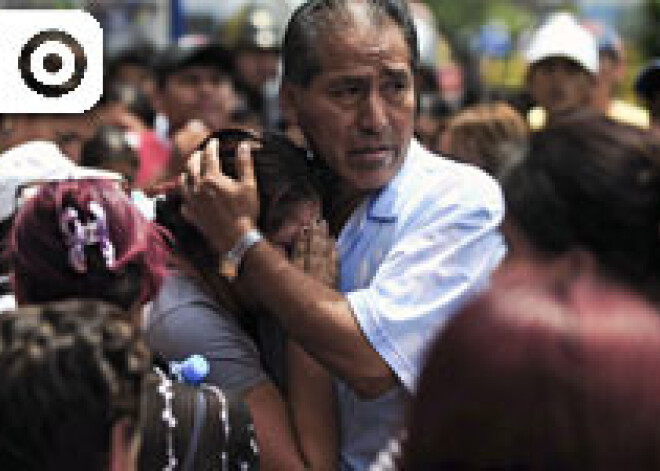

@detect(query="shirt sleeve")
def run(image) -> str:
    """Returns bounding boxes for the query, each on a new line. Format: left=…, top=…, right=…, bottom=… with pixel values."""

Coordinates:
left=145, top=296, right=269, bottom=396
left=346, top=189, right=506, bottom=392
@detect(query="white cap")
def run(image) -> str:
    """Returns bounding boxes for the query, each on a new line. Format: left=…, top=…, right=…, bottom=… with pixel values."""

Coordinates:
left=525, top=12, right=598, bottom=75
left=0, top=140, right=121, bottom=222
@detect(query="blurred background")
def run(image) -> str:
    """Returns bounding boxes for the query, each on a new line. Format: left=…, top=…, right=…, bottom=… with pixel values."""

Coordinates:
left=2, top=0, right=658, bottom=104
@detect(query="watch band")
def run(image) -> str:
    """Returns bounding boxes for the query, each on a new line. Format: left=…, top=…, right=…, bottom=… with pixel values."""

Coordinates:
left=219, top=229, right=263, bottom=280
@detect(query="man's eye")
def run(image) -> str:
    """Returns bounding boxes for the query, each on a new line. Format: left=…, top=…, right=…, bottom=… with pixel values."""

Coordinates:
left=330, top=85, right=361, bottom=98
left=382, top=79, right=409, bottom=102
left=384, top=80, right=407, bottom=92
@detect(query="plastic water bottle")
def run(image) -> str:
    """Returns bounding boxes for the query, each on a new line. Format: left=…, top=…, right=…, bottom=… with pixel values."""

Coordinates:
left=169, top=354, right=209, bottom=386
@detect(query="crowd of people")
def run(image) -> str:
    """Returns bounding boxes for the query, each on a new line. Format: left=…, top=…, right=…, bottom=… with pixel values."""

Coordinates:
left=4, top=0, right=660, bottom=470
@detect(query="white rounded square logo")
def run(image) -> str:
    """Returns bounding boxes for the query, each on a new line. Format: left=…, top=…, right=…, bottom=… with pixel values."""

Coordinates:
left=0, top=10, right=103, bottom=114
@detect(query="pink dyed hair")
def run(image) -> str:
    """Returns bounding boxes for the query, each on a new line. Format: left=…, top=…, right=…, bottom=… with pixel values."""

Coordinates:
left=7, top=179, right=170, bottom=310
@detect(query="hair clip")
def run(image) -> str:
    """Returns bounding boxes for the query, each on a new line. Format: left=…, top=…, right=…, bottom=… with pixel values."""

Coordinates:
left=59, top=201, right=115, bottom=273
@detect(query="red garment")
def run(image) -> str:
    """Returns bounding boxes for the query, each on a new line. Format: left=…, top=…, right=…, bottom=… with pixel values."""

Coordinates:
left=133, top=130, right=171, bottom=188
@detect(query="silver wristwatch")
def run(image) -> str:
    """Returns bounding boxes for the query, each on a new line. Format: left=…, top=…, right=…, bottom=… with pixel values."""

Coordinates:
left=219, top=229, right=263, bottom=280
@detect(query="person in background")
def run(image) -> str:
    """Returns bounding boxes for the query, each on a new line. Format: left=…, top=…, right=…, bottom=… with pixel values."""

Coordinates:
left=5, top=178, right=260, bottom=470
left=222, top=4, right=283, bottom=129
left=106, top=43, right=158, bottom=106
left=181, top=1, right=506, bottom=468
left=139, top=362, right=259, bottom=470
left=0, top=133, right=120, bottom=313
left=153, top=35, right=239, bottom=182
left=414, top=68, right=454, bottom=153
left=582, top=20, right=649, bottom=129
left=0, top=300, right=150, bottom=471
left=401, top=114, right=660, bottom=470
left=81, top=126, right=140, bottom=186
left=525, top=12, right=598, bottom=130
left=635, top=59, right=660, bottom=130
left=6, top=179, right=168, bottom=314
left=90, top=84, right=169, bottom=188
left=0, top=113, right=92, bottom=164
left=96, top=83, right=157, bottom=131
left=439, top=102, right=528, bottom=180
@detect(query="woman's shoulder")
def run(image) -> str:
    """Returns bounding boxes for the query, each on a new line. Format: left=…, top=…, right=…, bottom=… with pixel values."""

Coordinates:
left=146, top=271, right=234, bottom=329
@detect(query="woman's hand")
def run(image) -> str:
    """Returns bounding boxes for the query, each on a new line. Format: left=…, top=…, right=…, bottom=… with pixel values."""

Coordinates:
left=291, top=220, right=338, bottom=288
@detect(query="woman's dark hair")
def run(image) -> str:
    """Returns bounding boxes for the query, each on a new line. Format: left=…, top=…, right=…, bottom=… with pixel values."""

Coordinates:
left=401, top=283, right=660, bottom=470
left=7, top=179, right=170, bottom=310
left=282, top=0, right=418, bottom=87
left=80, top=125, right=139, bottom=173
left=139, top=374, right=258, bottom=470
left=0, top=300, right=149, bottom=471
left=156, top=128, right=320, bottom=269
left=504, top=114, right=660, bottom=300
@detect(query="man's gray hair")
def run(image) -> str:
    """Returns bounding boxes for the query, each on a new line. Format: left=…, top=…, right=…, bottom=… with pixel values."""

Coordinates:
left=282, top=0, right=419, bottom=87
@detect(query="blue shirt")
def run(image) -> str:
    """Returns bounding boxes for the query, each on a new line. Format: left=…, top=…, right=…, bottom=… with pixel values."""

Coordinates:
left=335, top=139, right=506, bottom=470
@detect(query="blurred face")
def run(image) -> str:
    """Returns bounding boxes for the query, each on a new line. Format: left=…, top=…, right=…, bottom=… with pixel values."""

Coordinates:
left=114, top=64, right=156, bottom=101
left=234, top=49, right=280, bottom=92
left=598, top=53, right=623, bottom=94
left=0, top=114, right=92, bottom=162
left=55, top=114, right=97, bottom=163
left=281, top=18, right=416, bottom=195
left=158, top=65, right=235, bottom=134
left=527, top=57, right=594, bottom=116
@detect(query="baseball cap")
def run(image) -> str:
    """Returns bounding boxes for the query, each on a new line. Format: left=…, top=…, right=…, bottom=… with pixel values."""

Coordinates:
left=635, top=59, right=660, bottom=101
left=155, top=34, right=233, bottom=85
left=525, top=12, right=599, bottom=75
left=0, top=140, right=121, bottom=223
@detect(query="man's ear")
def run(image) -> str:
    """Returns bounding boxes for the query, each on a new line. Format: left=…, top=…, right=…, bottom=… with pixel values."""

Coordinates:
left=108, top=418, right=139, bottom=471
left=279, top=81, right=300, bottom=126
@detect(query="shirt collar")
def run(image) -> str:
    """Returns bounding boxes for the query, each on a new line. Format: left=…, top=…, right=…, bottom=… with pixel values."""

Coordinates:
left=366, top=138, right=421, bottom=223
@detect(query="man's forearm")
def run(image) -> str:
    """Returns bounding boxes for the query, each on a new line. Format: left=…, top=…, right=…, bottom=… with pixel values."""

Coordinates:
left=239, top=241, right=396, bottom=398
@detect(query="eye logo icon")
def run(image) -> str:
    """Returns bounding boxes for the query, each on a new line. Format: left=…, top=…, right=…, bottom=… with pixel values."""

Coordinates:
left=19, top=30, right=88, bottom=98
left=0, top=10, right=103, bottom=114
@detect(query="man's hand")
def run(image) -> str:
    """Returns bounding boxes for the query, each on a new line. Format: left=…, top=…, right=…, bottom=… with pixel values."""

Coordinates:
left=172, top=120, right=210, bottom=162
left=291, top=220, right=338, bottom=288
left=180, top=138, right=260, bottom=254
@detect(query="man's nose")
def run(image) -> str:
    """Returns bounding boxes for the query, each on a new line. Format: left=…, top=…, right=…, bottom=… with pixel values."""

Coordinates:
left=357, top=91, right=388, bottom=134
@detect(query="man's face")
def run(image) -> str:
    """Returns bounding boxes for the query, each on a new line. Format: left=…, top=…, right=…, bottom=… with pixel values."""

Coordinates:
left=527, top=57, right=594, bottom=116
left=282, top=20, right=416, bottom=194
left=158, top=65, right=235, bottom=134
left=0, top=114, right=91, bottom=162
left=114, top=64, right=156, bottom=100
left=598, top=53, right=623, bottom=94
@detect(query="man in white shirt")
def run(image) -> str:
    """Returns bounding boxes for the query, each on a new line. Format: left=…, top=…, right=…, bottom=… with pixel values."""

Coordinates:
left=181, top=1, right=505, bottom=468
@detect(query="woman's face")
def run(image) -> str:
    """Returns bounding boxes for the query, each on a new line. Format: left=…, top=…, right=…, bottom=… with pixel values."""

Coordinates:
left=266, top=199, right=322, bottom=256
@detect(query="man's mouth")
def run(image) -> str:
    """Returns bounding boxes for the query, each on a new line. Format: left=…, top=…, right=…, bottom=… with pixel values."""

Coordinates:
left=348, top=147, right=396, bottom=169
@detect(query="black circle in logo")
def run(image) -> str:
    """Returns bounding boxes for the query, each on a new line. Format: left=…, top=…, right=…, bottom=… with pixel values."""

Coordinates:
left=19, top=29, right=87, bottom=98
left=43, top=53, right=63, bottom=73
